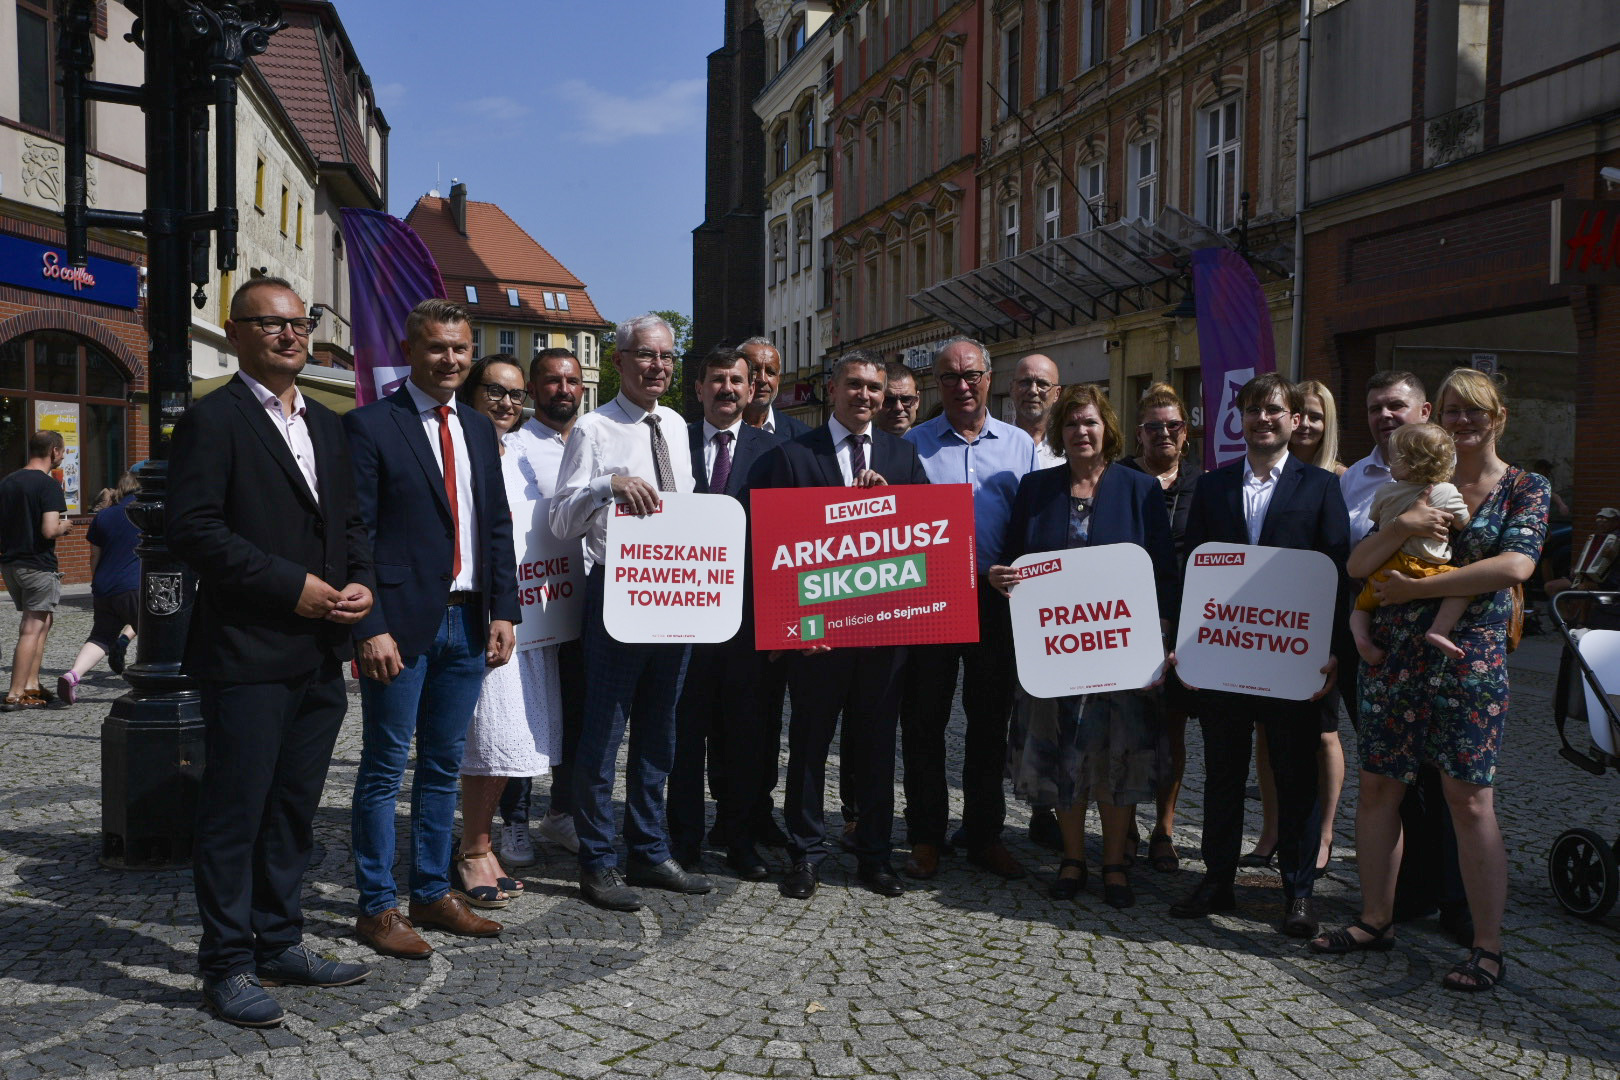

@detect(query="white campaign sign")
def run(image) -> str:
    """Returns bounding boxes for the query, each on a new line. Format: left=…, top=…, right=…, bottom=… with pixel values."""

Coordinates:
left=512, top=494, right=584, bottom=650
left=1175, top=543, right=1338, bottom=701
left=1009, top=544, right=1165, bottom=697
left=604, top=492, right=747, bottom=643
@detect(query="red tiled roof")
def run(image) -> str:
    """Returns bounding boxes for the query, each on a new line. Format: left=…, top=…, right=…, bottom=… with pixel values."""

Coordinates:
left=253, top=5, right=382, bottom=201
left=406, top=196, right=609, bottom=328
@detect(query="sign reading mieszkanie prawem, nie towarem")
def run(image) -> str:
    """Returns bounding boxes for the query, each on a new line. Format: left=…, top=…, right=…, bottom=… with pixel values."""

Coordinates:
left=1173, top=543, right=1338, bottom=701
left=603, top=492, right=747, bottom=644
left=750, top=485, right=979, bottom=649
left=1008, top=545, right=1165, bottom=697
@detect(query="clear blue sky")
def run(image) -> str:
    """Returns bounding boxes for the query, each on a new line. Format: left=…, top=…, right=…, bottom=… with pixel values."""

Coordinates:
left=332, top=0, right=718, bottom=327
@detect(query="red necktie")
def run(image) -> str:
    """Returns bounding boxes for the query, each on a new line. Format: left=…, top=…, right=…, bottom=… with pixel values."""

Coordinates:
left=435, top=405, right=461, bottom=578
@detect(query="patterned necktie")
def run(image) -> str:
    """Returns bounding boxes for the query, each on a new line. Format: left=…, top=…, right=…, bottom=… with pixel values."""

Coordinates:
left=710, top=429, right=734, bottom=493
left=644, top=414, right=676, bottom=492
left=434, top=405, right=461, bottom=578
left=848, top=432, right=867, bottom=480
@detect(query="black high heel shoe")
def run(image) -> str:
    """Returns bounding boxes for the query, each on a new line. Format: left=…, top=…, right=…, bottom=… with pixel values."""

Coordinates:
left=1101, top=863, right=1134, bottom=909
left=1238, top=844, right=1277, bottom=869
left=1049, top=858, right=1087, bottom=900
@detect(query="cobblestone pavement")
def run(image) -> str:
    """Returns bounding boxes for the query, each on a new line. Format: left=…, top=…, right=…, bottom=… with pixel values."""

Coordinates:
left=2, top=594, right=1618, bottom=1079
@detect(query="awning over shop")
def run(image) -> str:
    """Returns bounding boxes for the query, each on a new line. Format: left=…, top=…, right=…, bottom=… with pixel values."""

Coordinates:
left=192, top=365, right=358, bottom=413
left=909, top=208, right=1234, bottom=343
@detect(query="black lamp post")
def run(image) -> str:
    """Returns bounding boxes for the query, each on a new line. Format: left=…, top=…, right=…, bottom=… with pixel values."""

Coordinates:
left=57, top=0, right=285, bottom=869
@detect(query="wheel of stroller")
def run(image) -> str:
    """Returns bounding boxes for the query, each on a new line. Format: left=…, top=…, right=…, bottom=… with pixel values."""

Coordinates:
left=1548, top=828, right=1619, bottom=920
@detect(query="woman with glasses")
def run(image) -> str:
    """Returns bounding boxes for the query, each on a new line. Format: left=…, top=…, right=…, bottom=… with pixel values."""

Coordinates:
left=1312, top=369, right=1549, bottom=994
left=990, top=385, right=1178, bottom=908
left=1117, top=383, right=1201, bottom=873
left=453, top=355, right=564, bottom=907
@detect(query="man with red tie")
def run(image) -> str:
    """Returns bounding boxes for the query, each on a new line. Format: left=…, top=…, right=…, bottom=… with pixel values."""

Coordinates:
left=344, top=298, right=520, bottom=959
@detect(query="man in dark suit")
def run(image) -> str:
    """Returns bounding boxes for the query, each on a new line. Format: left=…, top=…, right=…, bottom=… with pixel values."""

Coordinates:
left=1170, top=373, right=1351, bottom=938
left=345, top=298, right=519, bottom=959
left=168, top=277, right=374, bottom=1028
left=668, top=346, right=783, bottom=876
left=740, top=337, right=813, bottom=439
left=754, top=351, right=929, bottom=900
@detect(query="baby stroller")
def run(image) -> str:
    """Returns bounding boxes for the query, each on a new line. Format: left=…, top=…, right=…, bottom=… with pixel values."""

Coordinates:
left=1547, top=590, right=1620, bottom=920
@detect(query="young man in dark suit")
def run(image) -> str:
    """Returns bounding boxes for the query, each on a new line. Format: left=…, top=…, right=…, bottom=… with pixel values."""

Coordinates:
left=344, top=298, right=519, bottom=959
left=669, top=346, right=784, bottom=874
left=168, top=277, right=375, bottom=1027
left=753, top=351, right=930, bottom=900
left=1170, top=372, right=1351, bottom=938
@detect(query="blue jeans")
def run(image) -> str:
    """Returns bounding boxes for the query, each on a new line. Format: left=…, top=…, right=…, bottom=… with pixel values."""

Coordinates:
left=352, top=604, right=487, bottom=916
left=574, top=568, right=689, bottom=871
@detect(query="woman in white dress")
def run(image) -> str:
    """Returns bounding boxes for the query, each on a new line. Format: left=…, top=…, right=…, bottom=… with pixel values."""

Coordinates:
left=455, top=355, right=564, bottom=906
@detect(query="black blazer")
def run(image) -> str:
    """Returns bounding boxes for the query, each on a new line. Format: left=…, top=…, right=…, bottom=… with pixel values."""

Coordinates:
left=771, top=409, right=814, bottom=440
left=756, top=423, right=930, bottom=490
left=688, top=421, right=780, bottom=497
left=343, top=385, right=519, bottom=660
left=1002, top=463, right=1180, bottom=617
left=168, top=374, right=374, bottom=683
left=1184, top=454, right=1353, bottom=649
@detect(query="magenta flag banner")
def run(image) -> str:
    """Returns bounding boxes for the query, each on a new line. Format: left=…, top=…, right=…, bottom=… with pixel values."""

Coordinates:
left=340, top=207, right=446, bottom=406
left=1193, top=247, right=1276, bottom=471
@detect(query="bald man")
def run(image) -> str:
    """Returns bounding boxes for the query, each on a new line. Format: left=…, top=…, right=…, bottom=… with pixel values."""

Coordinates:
left=1012, top=354, right=1063, bottom=469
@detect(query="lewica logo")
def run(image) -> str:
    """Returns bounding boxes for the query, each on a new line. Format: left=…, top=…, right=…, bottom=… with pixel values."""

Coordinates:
left=614, top=500, right=664, bottom=516
left=824, top=493, right=897, bottom=525
left=1193, top=552, right=1245, bottom=566
left=1016, top=559, right=1062, bottom=580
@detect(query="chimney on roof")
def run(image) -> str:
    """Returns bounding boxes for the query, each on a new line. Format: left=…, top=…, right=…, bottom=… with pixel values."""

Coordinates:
left=450, top=181, right=467, bottom=235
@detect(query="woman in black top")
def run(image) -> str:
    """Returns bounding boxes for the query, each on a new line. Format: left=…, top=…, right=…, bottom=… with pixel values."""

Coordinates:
left=1118, top=383, right=1201, bottom=871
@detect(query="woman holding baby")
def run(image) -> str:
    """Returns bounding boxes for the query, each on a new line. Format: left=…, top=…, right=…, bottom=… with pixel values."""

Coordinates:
left=1311, top=368, right=1550, bottom=994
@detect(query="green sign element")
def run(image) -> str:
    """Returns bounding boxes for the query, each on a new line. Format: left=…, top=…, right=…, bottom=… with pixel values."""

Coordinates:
left=797, top=553, right=927, bottom=606
left=800, top=614, right=825, bottom=641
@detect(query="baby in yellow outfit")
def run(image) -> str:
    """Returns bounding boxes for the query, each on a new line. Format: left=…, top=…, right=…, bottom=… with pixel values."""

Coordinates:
left=1351, top=423, right=1472, bottom=666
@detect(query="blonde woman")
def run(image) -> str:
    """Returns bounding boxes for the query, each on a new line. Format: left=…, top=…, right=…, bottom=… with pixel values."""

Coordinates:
left=1291, top=380, right=1346, bottom=475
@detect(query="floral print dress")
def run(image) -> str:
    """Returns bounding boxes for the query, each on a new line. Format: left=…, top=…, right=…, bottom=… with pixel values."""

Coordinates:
left=1358, top=466, right=1550, bottom=786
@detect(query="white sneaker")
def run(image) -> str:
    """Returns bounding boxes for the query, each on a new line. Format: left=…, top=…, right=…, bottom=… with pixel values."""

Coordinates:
left=537, top=810, right=580, bottom=854
left=500, top=823, right=536, bottom=867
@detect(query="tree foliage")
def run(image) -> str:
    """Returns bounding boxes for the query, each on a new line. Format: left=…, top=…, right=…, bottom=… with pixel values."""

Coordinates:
left=597, top=310, right=691, bottom=409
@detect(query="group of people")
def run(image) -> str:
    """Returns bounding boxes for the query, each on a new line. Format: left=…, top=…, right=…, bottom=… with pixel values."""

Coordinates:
left=3, top=273, right=1553, bottom=1029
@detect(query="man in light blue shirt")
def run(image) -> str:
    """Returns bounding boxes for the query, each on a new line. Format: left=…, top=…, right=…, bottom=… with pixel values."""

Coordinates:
left=900, top=337, right=1040, bottom=881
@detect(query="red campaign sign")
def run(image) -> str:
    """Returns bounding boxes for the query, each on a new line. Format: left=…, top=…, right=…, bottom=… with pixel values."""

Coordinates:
left=750, top=484, right=979, bottom=650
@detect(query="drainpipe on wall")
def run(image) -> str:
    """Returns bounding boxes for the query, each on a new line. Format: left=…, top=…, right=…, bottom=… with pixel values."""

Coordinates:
left=1290, top=0, right=1311, bottom=381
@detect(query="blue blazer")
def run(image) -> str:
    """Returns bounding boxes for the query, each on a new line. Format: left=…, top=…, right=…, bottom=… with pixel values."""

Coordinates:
left=688, top=421, right=781, bottom=497
left=772, top=409, right=814, bottom=440
left=344, top=385, right=520, bottom=660
left=1002, top=463, right=1180, bottom=617
left=1183, top=454, right=1353, bottom=648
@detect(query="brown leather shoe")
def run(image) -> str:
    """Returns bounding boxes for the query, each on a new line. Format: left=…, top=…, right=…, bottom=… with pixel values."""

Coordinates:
left=903, top=842, right=941, bottom=879
left=966, top=841, right=1026, bottom=879
left=355, top=907, right=432, bottom=959
left=408, top=892, right=501, bottom=937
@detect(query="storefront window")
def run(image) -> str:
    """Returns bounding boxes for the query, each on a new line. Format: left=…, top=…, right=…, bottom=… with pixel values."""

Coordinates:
left=0, top=331, right=131, bottom=507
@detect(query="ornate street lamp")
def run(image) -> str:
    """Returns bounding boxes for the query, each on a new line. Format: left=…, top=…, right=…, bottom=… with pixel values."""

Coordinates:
left=57, top=0, right=285, bottom=868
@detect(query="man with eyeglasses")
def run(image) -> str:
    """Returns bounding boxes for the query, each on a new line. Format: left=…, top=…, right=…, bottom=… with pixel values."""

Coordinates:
left=876, top=361, right=920, bottom=436
left=1011, top=353, right=1064, bottom=469
left=550, top=313, right=712, bottom=911
left=1170, top=373, right=1351, bottom=939
left=900, top=337, right=1041, bottom=881
left=739, top=337, right=813, bottom=439
left=168, top=276, right=375, bottom=1026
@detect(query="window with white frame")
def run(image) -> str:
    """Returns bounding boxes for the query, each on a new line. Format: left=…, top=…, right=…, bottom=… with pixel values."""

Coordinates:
left=1128, top=137, right=1158, bottom=223
left=1130, top=0, right=1158, bottom=41
left=498, top=329, right=516, bottom=355
left=532, top=331, right=545, bottom=355
left=795, top=206, right=813, bottom=273
left=471, top=328, right=482, bottom=354
left=1041, top=182, right=1061, bottom=242
left=464, top=285, right=479, bottom=305
left=1081, top=161, right=1105, bottom=229
left=1039, top=0, right=1061, bottom=96
left=507, top=288, right=520, bottom=307
left=1083, top=0, right=1106, bottom=69
left=1200, top=98, right=1241, bottom=232
left=1001, top=23, right=1022, bottom=117
left=1001, top=201, right=1020, bottom=259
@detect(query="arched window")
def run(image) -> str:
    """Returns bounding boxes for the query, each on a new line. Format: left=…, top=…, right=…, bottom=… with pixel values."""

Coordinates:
left=0, top=331, right=131, bottom=512
left=797, top=99, right=816, bottom=159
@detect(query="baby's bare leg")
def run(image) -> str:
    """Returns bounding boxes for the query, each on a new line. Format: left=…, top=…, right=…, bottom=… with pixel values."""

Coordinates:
left=1351, top=608, right=1386, bottom=666
left=1424, top=595, right=1470, bottom=659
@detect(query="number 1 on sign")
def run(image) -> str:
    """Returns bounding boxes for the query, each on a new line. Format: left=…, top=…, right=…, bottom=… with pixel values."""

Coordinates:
left=801, top=615, right=825, bottom=641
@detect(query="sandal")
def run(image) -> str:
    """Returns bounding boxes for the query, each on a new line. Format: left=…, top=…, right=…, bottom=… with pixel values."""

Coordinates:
left=1308, top=919, right=1395, bottom=954
left=451, top=850, right=510, bottom=909
left=1149, top=832, right=1179, bottom=873
left=1442, top=947, right=1505, bottom=992
left=1101, top=863, right=1134, bottom=909
left=1049, top=858, right=1087, bottom=900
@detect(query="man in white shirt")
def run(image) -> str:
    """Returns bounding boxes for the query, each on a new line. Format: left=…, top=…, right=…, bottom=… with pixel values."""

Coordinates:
left=549, top=314, right=712, bottom=911
left=1341, top=371, right=1431, bottom=543
left=498, top=348, right=586, bottom=865
left=739, top=337, right=813, bottom=439
left=1012, top=353, right=1065, bottom=469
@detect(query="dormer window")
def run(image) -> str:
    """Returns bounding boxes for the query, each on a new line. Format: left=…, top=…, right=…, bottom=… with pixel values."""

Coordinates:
left=507, top=288, right=520, bottom=307
left=464, top=285, right=479, bottom=304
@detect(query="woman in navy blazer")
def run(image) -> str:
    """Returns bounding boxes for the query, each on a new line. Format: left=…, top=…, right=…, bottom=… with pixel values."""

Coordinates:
left=989, top=385, right=1177, bottom=909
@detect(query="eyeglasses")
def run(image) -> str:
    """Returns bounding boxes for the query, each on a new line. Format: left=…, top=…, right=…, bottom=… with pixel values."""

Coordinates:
left=1440, top=407, right=1491, bottom=424
left=237, top=315, right=319, bottom=337
left=480, top=383, right=529, bottom=405
left=1139, top=420, right=1186, bottom=436
left=1014, top=377, right=1054, bottom=392
left=1242, top=404, right=1289, bottom=419
left=632, top=348, right=678, bottom=365
left=938, top=370, right=987, bottom=387
left=883, top=394, right=919, bottom=409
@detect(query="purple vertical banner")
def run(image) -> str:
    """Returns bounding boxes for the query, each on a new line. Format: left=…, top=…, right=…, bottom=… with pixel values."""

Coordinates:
left=1193, top=247, right=1277, bottom=471
left=340, top=208, right=447, bottom=406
